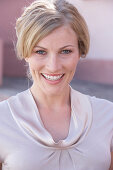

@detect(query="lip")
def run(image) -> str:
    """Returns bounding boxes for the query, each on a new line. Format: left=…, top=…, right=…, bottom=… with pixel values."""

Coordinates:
left=41, top=73, right=65, bottom=85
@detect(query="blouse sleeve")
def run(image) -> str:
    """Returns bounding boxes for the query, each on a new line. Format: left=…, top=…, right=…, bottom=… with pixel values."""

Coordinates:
left=0, top=100, right=10, bottom=163
left=89, top=96, right=113, bottom=153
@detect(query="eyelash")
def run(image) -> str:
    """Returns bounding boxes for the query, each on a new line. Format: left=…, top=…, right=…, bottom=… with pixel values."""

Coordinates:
left=35, top=49, right=72, bottom=55
left=61, top=50, right=72, bottom=54
left=35, top=50, right=46, bottom=55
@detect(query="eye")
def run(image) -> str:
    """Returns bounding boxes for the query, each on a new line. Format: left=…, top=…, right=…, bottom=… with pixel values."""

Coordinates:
left=35, top=50, right=46, bottom=55
left=61, top=50, right=72, bottom=54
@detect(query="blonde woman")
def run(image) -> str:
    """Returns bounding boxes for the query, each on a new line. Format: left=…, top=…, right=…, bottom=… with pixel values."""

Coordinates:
left=0, top=0, right=113, bottom=169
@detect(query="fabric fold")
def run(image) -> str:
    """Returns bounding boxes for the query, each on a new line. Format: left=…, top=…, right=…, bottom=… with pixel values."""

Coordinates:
left=7, top=86, right=93, bottom=148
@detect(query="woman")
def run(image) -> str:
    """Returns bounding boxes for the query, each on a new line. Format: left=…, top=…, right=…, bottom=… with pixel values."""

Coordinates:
left=0, top=0, right=113, bottom=169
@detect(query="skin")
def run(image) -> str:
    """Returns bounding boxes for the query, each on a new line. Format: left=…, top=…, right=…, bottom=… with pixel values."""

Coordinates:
left=26, top=25, right=80, bottom=108
left=25, top=25, right=80, bottom=143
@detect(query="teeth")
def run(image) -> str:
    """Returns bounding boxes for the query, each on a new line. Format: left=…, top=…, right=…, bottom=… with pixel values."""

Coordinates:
left=42, top=74, right=63, bottom=81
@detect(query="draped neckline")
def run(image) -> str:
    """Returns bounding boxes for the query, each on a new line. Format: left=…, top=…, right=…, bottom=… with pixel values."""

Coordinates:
left=7, top=87, right=93, bottom=149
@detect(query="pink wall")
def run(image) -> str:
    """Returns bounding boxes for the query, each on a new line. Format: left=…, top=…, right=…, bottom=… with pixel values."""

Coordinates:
left=75, top=59, right=113, bottom=85
left=0, top=39, right=3, bottom=85
left=0, top=0, right=33, bottom=77
left=0, top=0, right=113, bottom=84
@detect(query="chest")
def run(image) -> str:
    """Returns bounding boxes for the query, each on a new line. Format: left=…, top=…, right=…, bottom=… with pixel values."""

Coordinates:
left=38, top=108, right=71, bottom=143
left=0, top=116, right=112, bottom=170
left=1, top=136, right=111, bottom=170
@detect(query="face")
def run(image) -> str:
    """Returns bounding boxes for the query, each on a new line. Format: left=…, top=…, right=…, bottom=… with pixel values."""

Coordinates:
left=26, top=25, right=80, bottom=96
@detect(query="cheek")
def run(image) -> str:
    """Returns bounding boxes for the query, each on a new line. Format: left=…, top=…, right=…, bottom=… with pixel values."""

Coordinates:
left=28, top=63, right=39, bottom=79
left=27, top=56, right=43, bottom=71
left=66, top=57, right=79, bottom=72
left=29, top=61, right=40, bottom=71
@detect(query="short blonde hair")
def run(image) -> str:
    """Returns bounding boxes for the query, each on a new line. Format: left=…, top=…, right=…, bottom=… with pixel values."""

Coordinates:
left=16, top=0, right=90, bottom=59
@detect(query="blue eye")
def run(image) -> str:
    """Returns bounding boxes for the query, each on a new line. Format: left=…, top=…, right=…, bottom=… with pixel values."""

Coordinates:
left=36, top=50, right=46, bottom=55
left=61, top=50, right=72, bottom=54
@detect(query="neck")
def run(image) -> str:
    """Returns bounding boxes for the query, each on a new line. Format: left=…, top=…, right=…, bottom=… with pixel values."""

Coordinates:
left=30, top=84, right=71, bottom=110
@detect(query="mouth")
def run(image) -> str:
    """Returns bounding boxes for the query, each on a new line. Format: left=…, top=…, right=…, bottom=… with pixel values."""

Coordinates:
left=41, top=73, right=64, bottom=81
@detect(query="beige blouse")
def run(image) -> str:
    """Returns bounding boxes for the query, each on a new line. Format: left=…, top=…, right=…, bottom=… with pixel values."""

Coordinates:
left=0, top=87, right=113, bottom=170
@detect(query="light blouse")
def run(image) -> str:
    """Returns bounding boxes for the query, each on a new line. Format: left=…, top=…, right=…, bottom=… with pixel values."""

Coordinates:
left=0, top=87, right=113, bottom=170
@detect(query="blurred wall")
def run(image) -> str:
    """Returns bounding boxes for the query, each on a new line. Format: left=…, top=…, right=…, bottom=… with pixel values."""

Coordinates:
left=0, top=0, right=113, bottom=84
left=0, top=0, right=33, bottom=77
left=0, top=39, right=3, bottom=85
left=69, top=0, right=113, bottom=84
left=70, top=0, right=113, bottom=60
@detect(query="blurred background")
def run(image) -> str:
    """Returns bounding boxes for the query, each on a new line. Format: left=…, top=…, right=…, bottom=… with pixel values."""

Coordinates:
left=0, top=0, right=113, bottom=101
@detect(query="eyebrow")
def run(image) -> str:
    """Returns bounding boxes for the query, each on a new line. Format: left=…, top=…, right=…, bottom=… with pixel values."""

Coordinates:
left=34, top=45, right=75, bottom=50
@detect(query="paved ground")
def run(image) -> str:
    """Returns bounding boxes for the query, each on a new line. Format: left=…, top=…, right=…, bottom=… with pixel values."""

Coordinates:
left=0, top=76, right=113, bottom=102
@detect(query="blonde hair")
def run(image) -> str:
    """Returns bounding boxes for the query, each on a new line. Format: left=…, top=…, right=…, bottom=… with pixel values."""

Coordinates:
left=16, top=0, right=90, bottom=59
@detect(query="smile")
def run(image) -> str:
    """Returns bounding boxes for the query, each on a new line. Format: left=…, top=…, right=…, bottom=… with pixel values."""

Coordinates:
left=41, top=73, right=64, bottom=81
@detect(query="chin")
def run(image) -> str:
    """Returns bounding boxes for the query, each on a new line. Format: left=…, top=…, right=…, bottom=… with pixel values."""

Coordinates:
left=43, top=86, right=64, bottom=96
left=33, top=74, right=70, bottom=96
left=42, top=82, right=70, bottom=96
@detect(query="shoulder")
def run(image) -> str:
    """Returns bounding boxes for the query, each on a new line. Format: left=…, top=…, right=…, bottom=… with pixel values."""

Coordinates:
left=0, top=100, right=9, bottom=116
left=0, top=89, right=29, bottom=108
left=88, top=95, right=113, bottom=120
left=89, top=95, right=113, bottom=111
left=0, top=99, right=12, bottom=129
left=71, top=87, right=113, bottom=119
left=0, top=89, right=29, bottom=121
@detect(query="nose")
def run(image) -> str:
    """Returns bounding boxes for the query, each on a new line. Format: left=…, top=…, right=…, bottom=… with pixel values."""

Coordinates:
left=46, top=54, right=61, bottom=72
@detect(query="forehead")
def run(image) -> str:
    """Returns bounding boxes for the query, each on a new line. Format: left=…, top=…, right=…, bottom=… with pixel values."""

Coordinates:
left=36, top=25, right=78, bottom=48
